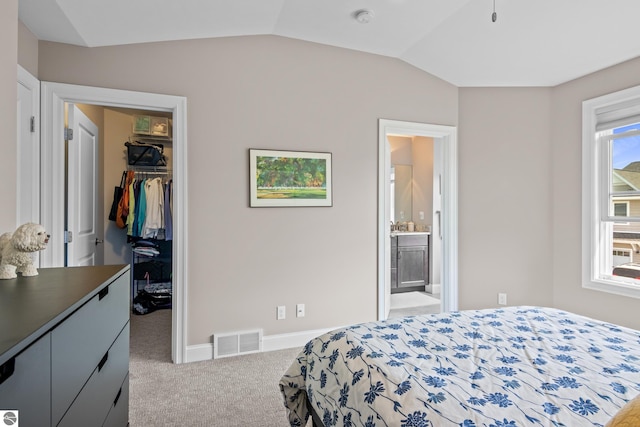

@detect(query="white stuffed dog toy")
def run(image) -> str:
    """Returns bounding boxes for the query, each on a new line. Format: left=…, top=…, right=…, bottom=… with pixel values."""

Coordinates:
left=0, top=223, right=50, bottom=279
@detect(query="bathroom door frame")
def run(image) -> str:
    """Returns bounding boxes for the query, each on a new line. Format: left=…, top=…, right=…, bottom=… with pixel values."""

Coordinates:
left=377, top=119, right=458, bottom=319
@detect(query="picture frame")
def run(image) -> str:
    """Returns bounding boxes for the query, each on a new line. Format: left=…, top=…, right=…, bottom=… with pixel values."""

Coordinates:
left=133, top=115, right=151, bottom=135
left=249, top=149, right=332, bottom=207
left=150, top=117, right=170, bottom=137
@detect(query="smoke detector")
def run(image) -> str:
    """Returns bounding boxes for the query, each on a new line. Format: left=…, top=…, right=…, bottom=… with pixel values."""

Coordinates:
left=354, top=9, right=374, bottom=24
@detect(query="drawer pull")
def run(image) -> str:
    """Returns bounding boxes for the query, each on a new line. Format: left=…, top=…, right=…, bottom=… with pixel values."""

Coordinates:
left=98, top=286, right=109, bottom=300
left=113, top=386, right=122, bottom=406
left=0, top=358, right=15, bottom=385
left=98, top=351, right=109, bottom=371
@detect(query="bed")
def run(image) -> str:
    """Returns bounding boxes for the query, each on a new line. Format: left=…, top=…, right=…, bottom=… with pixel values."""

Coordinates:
left=279, top=306, right=640, bottom=426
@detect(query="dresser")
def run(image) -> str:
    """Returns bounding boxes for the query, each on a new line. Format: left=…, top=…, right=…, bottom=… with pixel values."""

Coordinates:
left=0, top=265, right=130, bottom=427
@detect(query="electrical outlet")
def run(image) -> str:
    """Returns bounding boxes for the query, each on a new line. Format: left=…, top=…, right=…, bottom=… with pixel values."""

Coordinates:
left=277, top=305, right=286, bottom=320
left=296, top=303, right=305, bottom=318
left=498, top=293, right=507, bottom=305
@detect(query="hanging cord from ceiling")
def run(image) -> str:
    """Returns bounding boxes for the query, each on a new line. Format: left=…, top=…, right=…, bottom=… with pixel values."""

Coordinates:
left=492, top=0, right=498, bottom=22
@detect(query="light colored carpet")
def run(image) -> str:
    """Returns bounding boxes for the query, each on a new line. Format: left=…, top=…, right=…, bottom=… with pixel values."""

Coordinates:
left=129, top=309, right=305, bottom=426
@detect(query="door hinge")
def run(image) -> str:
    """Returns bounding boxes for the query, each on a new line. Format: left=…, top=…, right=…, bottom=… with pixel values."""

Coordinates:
left=64, top=128, right=73, bottom=140
left=64, top=230, right=73, bottom=243
left=30, top=116, right=35, bottom=133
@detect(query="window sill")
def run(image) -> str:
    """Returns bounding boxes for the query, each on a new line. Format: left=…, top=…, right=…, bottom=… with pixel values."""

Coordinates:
left=583, top=277, right=640, bottom=299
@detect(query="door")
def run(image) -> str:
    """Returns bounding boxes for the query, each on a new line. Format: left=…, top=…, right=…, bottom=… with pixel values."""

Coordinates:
left=41, top=82, right=187, bottom=363
left=66, top=104, right=101, bottom=266
left=17, top=66, right=40, bottom=227
left=431, top=141, right=443, bottom=292
left=378, top=119, right=459, bottom=320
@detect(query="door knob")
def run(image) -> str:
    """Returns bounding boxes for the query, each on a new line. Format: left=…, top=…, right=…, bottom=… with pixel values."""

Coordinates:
left=95, top=238, right=104, bottom=245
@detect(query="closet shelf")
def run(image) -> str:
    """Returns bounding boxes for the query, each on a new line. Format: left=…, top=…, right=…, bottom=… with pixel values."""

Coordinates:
left=130, top=134, right=173, bottom=143
left=127, top=166, right=172, bottom=174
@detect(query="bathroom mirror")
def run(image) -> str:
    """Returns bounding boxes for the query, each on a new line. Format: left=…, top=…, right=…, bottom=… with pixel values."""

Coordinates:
left=391, top=164, right=412, bottom=222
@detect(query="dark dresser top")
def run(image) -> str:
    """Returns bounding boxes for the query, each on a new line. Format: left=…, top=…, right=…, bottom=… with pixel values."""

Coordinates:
left=0, top=264, right=129, bottom=366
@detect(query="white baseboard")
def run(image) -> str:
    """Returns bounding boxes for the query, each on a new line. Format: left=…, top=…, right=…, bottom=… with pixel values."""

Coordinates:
left=425, top=283, right=441, bottom=294
left=184, top=343, right=213, bottom=363
left=184, top=326, right=342, bottom=363
left=262, top=327, right=341, bottom=352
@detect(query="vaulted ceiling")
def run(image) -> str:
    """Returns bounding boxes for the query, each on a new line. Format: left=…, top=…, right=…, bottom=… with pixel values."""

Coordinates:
left=18, top=0, right=640, bottom=87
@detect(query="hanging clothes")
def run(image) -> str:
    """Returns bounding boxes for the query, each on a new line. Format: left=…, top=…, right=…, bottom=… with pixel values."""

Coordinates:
left=119, top=170, right=173, bottom=242
left=142, top=177, right=165, bottom=239
left=126, top=177, right=137, bottom=236
left=164, top=180, right=173, bottom=241
left=116, top=170, right=135, bottom=228
left=136, top=180, right=147, bottom=238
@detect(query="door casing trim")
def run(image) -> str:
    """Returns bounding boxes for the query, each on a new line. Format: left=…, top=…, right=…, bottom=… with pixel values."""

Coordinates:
left=378, top=119, right=458, bottom=319
left=40, top=82, right=189, bottom=363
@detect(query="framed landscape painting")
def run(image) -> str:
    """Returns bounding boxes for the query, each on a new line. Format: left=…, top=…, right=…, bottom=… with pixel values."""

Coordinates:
left=249, top=149, right=332, bottom=207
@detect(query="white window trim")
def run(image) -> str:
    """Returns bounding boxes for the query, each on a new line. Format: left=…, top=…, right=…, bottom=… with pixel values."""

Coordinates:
left=583, top=85, right=640, bottom=298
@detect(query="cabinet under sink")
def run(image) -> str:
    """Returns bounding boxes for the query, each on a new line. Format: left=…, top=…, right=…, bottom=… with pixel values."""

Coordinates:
left=391, top=233, right=429, bottom=293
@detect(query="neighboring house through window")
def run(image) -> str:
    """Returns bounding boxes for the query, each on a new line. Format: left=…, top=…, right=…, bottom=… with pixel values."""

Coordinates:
left=583, top=85, right=640, bottom=297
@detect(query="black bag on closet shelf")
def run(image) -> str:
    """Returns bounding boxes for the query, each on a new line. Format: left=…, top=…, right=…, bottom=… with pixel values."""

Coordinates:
left=108, top=171, right=127, bottom=222
left=125, top=141, right=166, bottom=167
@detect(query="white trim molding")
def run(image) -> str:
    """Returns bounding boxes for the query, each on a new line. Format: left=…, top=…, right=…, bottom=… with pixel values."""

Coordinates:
left=17, top=65, right=41, bottom=228
left=582, top=84, right=640, bottom=299
left=40, top=82, right=189, bottom=363
left=377, top=119, right=458, bottom=319
left=185, top=326, right=343, bottom=363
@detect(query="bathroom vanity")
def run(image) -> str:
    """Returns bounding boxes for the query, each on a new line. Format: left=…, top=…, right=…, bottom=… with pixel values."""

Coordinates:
left=391, top=232, right=430, bottom=293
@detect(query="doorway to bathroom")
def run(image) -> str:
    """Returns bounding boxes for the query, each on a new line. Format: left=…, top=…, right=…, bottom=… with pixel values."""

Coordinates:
left=377, top=119, right=458, bottom=320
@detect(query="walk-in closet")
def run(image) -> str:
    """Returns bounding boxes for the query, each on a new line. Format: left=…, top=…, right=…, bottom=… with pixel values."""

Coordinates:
left=73, top=103, right=174, bottom=353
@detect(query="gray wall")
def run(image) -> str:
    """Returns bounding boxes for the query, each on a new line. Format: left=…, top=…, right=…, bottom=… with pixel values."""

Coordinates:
left=458, top=87, right=554, bottom=310
left=35, top=35, right=459, bottom=345
left=18, top=20, right=38, bottom=78
left=11, top=22, right=640, bottom=348
left=1, top=2, right=18, bottom=229
left=551, top=57, right=640, bottom=328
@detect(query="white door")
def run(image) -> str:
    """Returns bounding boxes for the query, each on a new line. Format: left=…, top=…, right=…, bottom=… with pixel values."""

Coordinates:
left=431, top=140, right=443, bottom=291
left=17, top=66, right=40, bottom=227
left=378, top=119, right=459, bottom=319
left=66, top=104, right=101, bottom=266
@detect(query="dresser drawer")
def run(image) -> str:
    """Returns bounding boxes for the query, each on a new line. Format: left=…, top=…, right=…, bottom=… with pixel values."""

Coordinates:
left=103, top=373, right=129, bottom=427
left=51, top=273, right=129, bottom=425
left=0, top=334, right=51, bottom=427
left=58, top=324, right=129, bottom=427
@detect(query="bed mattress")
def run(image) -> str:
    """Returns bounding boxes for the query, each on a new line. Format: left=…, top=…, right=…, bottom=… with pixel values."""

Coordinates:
left=280, top=306, right=640, bottom=426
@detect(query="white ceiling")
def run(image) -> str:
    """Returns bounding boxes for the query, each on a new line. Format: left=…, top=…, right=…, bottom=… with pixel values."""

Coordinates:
left=18, top=0, right=640, bottom=87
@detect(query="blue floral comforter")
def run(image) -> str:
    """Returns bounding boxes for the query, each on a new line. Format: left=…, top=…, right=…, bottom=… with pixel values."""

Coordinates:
left=279, top=306, right=640, bottom=427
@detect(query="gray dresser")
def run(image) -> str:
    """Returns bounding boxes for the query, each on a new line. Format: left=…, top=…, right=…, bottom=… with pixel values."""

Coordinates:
left=0, top=265, right=130, bottom=427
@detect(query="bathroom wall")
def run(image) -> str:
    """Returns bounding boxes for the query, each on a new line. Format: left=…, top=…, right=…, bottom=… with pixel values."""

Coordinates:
left=388, top=135, right=434, bottom=229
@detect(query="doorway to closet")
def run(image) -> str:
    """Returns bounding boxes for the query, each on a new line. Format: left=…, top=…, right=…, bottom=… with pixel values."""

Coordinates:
left=40, top=82, right=188, bottom=364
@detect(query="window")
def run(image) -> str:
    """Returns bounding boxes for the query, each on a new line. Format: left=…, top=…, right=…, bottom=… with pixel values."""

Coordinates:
left=613, top=249, right=631, bottom=257
left=583, top=85, right=640, bottom=298
left=613, top=202, right=629, bottom=217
